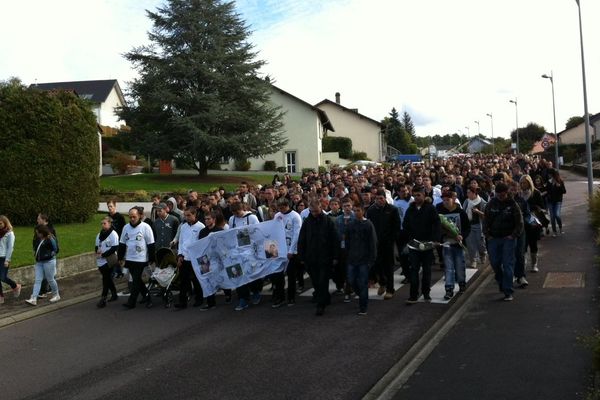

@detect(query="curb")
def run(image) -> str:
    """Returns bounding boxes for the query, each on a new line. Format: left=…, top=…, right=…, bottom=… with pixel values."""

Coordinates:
left=362, top=265, right=494, bottom=400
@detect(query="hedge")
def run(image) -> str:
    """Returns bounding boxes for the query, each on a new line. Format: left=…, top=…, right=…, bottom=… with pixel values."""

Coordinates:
left=323, top=136, right=352, bottom=159
left=0, top=81, right=100, bottom=224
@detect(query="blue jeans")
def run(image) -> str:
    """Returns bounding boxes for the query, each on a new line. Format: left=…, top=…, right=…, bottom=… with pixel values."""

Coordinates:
left=442, top=246, right=465, bottom=290
left=487, top=237, right=516, bottom=295
left=548, top=202, right=563, bottom=233
left=513, top=233, right=526, bottom=279
left=0, top=257, right=17, bottom=296
left=465, top=224, right=486, bottom=265
left=347, top=263, right=369, bottom=311
left=32, top=259, right=59, bottom=297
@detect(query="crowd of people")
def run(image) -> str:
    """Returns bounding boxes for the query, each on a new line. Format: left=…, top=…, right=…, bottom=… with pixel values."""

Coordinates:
left=91, top=153, right=567, bottom=315
left=0, top=153, right=567, bottom=315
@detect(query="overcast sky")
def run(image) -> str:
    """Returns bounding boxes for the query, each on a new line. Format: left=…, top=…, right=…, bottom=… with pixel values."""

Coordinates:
left=1, top=0, right=598, bottom=140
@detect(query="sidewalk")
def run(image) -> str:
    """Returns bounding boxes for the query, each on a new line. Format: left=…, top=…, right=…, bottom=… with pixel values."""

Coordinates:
left=392, top=171, right=599, bottom=400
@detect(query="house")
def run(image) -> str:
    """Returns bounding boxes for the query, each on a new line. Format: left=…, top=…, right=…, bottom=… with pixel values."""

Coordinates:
left=31, top=79, right=126, bottom=131
left=466, top=137, right=492, bottom=153
left=223, top=84, right=334, bottom=173
left=315, top=93, right=384, bottom=162
left=557, top=112, right=600, bottom=145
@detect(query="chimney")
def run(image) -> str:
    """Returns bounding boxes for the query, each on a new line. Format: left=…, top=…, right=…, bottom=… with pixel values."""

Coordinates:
left=335, top=92, right=340, bottom=104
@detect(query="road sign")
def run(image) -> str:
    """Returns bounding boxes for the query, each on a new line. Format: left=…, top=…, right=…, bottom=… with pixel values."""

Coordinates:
left=542, top=139, right=550, bottom=149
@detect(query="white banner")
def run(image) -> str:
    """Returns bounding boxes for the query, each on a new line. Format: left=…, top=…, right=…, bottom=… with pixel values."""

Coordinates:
left=187, top=220, right=289, bottom=297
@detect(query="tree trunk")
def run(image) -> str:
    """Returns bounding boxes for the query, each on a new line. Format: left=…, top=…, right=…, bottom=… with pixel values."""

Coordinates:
left=196, top=158, right=209, bottom=177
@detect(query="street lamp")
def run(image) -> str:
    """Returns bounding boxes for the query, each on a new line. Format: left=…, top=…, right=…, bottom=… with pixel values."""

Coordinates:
left=486, top=113, right=495, bottom=154
left=509, top=99, right=519, bottom=154
left=464, top=126, right=470, bottom=138
left=575, top=0, right=593, bottom=197
left=541, top=72, right=559, bottom=170
left=474, top=120, right=480, bottom=135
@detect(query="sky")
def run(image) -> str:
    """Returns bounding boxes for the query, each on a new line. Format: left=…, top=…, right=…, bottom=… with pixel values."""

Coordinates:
left=1, top=0, right=599, bottom=141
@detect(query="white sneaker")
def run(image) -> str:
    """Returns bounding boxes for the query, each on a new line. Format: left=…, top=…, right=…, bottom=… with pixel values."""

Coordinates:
left=25, top=297, right=37, bottom=306
left=517, top=277, right=529, bottom=287
left=531, top=264, right=539, bottom=273
left=49, top=294, right=61, bottom=303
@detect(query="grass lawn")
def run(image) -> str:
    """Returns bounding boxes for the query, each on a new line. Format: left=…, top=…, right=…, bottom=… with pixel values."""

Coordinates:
left=100, top=173, right=276, bottom=193
left=11, top=213, right=106, bottom=268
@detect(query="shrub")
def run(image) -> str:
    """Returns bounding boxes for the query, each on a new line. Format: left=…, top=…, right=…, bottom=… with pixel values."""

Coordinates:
left=318, top=166, right=327, bottom=174
left=100, top=187, right=120, bottom=196
left=264, top=160, right=277, bottom=171
left=350, top=151, right=369, bottom=161
left=0, top=80, right=99, bottom=224
left=589, top=189, right=600, bottom=230
left=302, top=168, right=316, bottom=175
left=322, top=136, right=353, bottom=159
left=276, top=167, right=286, bottom=173
left=110, top=152, right=138, bottom=175
left=132, top=190, right=149, bottom=201
left=234, top=158, right=251, bottom=171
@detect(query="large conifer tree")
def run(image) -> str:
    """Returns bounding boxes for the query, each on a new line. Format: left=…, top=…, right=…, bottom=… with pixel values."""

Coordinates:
left=120, top=0, right=286, bottom=175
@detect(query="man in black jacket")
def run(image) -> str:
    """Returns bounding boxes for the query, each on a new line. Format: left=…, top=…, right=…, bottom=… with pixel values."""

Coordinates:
left=297, top=199, right=339, bottom=316
left=403, top=186, right=441, bottom=304
left=367, top=189, right=401, bottom=299
left=483, top=182, right=524, bottom=301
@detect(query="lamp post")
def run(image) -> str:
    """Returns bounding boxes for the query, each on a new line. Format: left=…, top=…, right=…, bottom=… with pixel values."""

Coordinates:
left=486, top=113, right=495, bottom=154
left=474, top=120, right=480, bottom=135
left=541, top=72, right=559, bottom=170
left=509, top=98, right=519, bottom=154
left=575, top=0, right=593, bottom=197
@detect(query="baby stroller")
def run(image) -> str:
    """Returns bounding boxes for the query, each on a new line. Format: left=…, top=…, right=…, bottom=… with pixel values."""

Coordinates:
left=147, top=247, right=180, bottom=308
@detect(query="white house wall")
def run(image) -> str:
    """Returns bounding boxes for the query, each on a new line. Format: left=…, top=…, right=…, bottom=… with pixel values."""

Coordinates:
left=316, top=102, right=382, bottom=161
left=98, top=86, right=125, bottom=128
left=224, top=88, right=321, bottom=173
left=560, top=124, right=588, bottom=145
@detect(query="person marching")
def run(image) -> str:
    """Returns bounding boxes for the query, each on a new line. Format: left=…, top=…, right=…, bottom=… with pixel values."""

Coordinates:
left=0, top=215, right=21, bottom=303
left=483, top=183, right=523, bottom=301
left=95, top=216, right=119, bottom=308
left=345, top=201, right=377, bottom=315
left=118, top=207, right=156, bottom=309
left=271, top=197, right=302, bottom=308
left=199, top=210, right=228, bottom=310
left=436, top=190, right=470, bottom=300
left=26, top=224, right=60, bottom=305
left=403, top=186, right=441, bottom=304
left=297, top=199, right=339, bottom=316
left=174, top=206, right=204, bottom=309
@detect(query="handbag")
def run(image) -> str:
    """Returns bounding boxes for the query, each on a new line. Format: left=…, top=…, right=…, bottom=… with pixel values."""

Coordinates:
left=105, top=252, right=119, bottom=268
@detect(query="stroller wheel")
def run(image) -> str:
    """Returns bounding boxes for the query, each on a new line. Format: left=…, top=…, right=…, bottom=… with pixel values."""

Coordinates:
left=165, top=291, right=174, bottom=308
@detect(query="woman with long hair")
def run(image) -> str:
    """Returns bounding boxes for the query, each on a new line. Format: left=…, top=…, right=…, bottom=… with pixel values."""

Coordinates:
left=520, top=175, right=545, bottom=271
left=546, top=169, right=566, bottom=236
left=26, top=224, right=60, bottom=305
left=0, top=215, right=21, bottom=303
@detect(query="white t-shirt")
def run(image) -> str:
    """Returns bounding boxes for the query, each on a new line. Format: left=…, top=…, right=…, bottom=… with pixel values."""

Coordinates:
left=179, top=221, right=205, bottom=261
left=120, top=222, right=155, bottom=263
left=95, top=230, right=119, bottom=267
left=228, top=212, right=259, bottom=228
left=274, top=210, right=302, bottom=254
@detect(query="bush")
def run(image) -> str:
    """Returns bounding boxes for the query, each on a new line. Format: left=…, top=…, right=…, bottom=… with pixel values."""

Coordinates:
left=132, top=190, right=149, bottom=201
left=109, top=152, right=139, bottom=175
left=350, top=151, right=369, bottom=161
left=323, top=136, right=353, bottom=159
left=589, top=189, right=600, bottom=230
left=302, top=168, right=316, bottom=175
left=100, top=187, right=120, bottom=196
left=264, top=160, right=277, bottom=171
left=234, top=158, right=251, bottom=171
left=318, top=166, right=327, bottom=174
left=276, top=166, right=286, bottom=173
left=0, top=80, right=99, bottom=224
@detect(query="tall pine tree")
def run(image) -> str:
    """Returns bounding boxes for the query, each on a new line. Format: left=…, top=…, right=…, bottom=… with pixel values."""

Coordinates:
left=119, top=0, right=286, bottom=175
left=401, top=111, right=416, bottom=141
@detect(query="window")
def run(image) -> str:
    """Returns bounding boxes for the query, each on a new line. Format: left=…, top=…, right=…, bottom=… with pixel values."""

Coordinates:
left=285, top=151, right=297, bottom=173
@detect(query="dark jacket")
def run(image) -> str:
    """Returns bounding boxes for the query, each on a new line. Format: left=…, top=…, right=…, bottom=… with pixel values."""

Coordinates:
left=403, top=202, right=441, bottom=243
left=366, top=203, right=400, bottom=247
left=32, top=223, right=59, bottom=255
left=297, top=212, right=339, bottom=268
left=198, top=225, right=224, bottom=240
left=345, top=218, right=378, bottom=266
left=34, top=237, right=58, bottom=262
left=512, top=195, right=531, bottom=237
left=109, top=212, right=126, bottom=237
left=547, top=179, right=566, bottom=203
left=483, top=196, right=524, bottom=238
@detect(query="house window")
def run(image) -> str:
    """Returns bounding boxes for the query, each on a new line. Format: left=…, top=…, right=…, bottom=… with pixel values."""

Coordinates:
left=285, top=151, right=297, bottom=173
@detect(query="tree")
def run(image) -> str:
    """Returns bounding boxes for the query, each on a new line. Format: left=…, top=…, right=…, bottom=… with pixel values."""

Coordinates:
left=510, top=122, right=546, bottom=154
left=119, top=0, right=286, bottom=176
left=0, top=79, right=99, bottom=224
left=401, top=111, right=416, bottom=141
left=565, top=116, right=584, bottom=130
left=382, top=108, right=414, bottom=153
